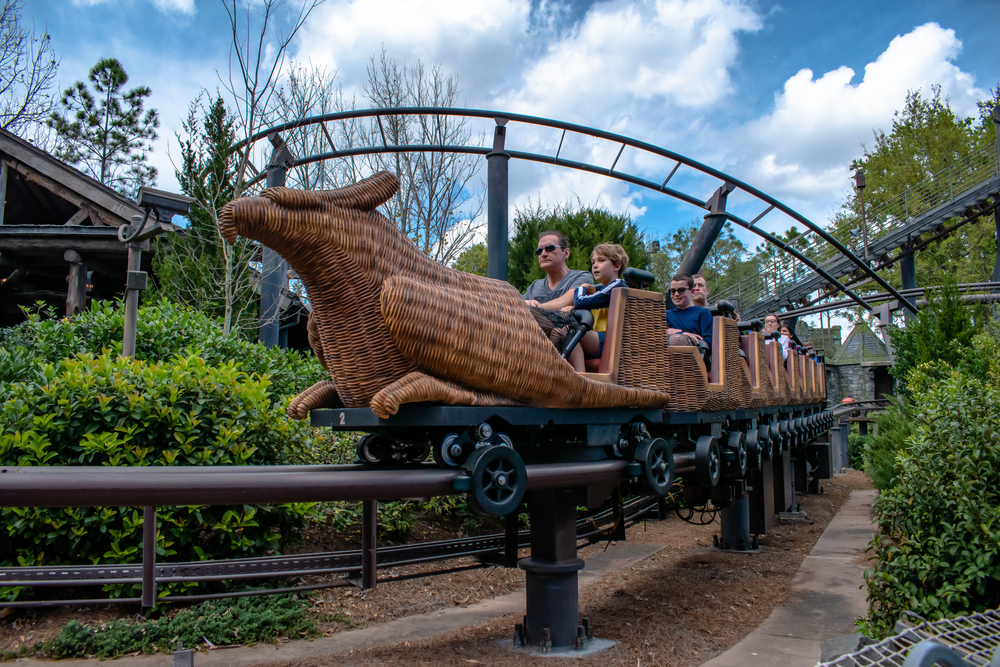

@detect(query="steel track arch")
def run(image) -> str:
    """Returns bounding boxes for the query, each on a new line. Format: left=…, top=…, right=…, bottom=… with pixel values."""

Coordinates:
left=236, top=107, right=915, bottom=313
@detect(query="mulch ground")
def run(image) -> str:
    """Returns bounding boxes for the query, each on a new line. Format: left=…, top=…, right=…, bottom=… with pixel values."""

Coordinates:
left=266, top=470, right=872, bottom=667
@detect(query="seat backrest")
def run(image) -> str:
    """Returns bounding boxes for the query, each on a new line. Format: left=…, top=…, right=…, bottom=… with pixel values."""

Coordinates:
left=705, top=316, right=753, bottom=411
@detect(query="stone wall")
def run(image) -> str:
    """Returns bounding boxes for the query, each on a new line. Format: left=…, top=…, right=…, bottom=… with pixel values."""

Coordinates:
left=826, top=364, right=875, bottom=406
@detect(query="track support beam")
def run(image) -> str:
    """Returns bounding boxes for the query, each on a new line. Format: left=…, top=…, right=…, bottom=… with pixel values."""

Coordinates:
left=520, top=488, right=584, bottom=650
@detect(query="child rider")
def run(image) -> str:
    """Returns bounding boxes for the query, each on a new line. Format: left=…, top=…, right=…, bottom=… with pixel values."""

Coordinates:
left=565, top=243, right=629, bottom=372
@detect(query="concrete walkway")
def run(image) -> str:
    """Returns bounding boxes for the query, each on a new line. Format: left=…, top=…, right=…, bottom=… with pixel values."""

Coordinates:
left=701, top=488, right=876, bottom=667
left=21, top=541, right=667, bottom=667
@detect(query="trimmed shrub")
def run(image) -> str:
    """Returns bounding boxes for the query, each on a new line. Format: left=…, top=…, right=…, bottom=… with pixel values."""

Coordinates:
left=0, top=351, right=328, bottom=599
left=863, top=397, right=916, bottom=491
left=847, top=433, right=868, bottom=471
left=861, top=368, right=1000, bottom=638
left=1, top=299, right=327, bottom=397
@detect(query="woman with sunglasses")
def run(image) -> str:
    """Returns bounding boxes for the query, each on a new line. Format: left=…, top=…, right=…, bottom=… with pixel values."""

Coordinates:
left=522, top=231, right=594, bottom=310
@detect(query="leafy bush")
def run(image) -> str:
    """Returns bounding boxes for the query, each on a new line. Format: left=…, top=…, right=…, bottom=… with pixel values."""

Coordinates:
left=861, top=367, right=1000, bottom=638
left=42, top=593, right=317, bottom=659
left=863, top=397, right=917, bottom=491
left=847, top=434, right=868, bottom=471
left=1, top=299, right=326, bottom=397
left=0, top=352, right=325, bottom=598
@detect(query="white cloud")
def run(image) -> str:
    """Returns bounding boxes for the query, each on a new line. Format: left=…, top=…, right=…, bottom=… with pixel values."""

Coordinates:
left=498, top=0, right=762, bottom=120
left=731, top=23, right=985, bottom=204
left=293, top=0, right=532, bottom=102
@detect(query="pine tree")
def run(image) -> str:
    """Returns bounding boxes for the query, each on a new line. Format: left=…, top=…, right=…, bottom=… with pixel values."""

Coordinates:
left=48, top=57, right=158, bottom=196
left=154, top=93, right=258, bottom=336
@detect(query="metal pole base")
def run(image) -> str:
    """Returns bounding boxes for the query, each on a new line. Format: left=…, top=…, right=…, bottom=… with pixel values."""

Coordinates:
left=716, top=493, right=758, bottom=552
left=518, top=488, right=585, bottom=650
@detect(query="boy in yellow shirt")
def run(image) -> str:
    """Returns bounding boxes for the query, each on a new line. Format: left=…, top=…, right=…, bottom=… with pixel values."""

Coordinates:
left=566, top=243, right=629, bottom=371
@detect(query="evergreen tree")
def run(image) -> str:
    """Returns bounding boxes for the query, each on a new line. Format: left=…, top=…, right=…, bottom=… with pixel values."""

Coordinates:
left=508, top=202, right=649, bottom=293
left=48, top=57, right=158, bottom=196
left=452, top=243, right=487, bottom=276
left=153, top=93, right=258, bottom=337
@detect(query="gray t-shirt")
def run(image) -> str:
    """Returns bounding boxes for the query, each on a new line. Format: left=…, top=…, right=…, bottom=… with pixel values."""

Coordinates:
left=522, top=270, right=594, bottom=304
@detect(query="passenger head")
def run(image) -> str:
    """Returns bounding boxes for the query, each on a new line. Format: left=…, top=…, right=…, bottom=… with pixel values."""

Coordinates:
left=692, top=273, right=709, bottom=307
left=590, top=243, right=629, bottom=285
left=780, top=325, right=792, bottom=338
left=536, top=230, right=570, bottom=276
left=669, top=272, right=694, bottom=309
left=764, top=314, right=780, bottom=333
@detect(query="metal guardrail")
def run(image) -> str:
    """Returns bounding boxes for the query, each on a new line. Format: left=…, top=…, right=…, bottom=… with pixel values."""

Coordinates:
left=716, top=140, right=1000, bottom=314
left=0, top=494, right=663, bottom=608
left=818, top=610, right=1000, bottom=667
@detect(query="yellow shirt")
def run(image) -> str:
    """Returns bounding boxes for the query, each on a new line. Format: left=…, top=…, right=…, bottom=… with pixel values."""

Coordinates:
left=592, top=307, right=608, bottom=333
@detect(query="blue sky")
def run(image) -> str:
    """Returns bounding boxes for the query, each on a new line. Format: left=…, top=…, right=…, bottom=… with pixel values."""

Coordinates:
left=20, top=0, right=1000, bottom=251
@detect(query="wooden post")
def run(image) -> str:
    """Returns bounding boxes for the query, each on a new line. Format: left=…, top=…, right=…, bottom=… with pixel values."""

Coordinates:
left=0, top=161, right=7, bottom=226
left=63, top=250, right=87, bottom=316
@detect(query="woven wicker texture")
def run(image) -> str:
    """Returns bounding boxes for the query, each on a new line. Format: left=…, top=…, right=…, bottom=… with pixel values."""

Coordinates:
left=616, top=294, right=672, bottom=391
left=219, top=171, right=670, bottom=418
left=755, top=337, right=776, bottom=406
left=742, top=333, right=770, bottom=409
left=665, top=348, right=709, bottom=411
left=767, top=341, right=791, bottom=404
left=704, top=318, right=751, bottom=412
left=381, top=275, right=670, bottom=417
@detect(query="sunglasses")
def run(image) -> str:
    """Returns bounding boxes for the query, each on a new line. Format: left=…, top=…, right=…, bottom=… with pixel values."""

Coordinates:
left=669, top=287, right=689, bottom=295
left=535, top=244, right=565, bottom=256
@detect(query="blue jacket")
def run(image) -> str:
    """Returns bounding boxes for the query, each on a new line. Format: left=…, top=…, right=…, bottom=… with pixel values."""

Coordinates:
left=665, top=305, right=713, bottom=348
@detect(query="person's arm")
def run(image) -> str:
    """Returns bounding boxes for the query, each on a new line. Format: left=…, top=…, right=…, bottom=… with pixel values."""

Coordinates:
left=538, top=290, right=576, bottom=310
left=573, top=278, right=625, bottom=310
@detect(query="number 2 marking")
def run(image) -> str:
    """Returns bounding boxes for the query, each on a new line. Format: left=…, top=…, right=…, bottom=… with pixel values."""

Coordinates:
left=339, top=412, right=346, bottom=425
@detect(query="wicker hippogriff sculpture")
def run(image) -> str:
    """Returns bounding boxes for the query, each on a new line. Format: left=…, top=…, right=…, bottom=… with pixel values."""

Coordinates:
left=219, top=172, right=670, bottom=419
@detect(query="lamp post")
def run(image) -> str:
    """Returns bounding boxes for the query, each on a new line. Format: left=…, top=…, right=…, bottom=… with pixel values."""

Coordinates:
left=853, top=169, right=869, bottom=266
left=118, top=187, right=192, bottom=358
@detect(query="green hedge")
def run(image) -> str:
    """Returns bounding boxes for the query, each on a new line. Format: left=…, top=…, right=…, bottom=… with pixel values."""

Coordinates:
left=862, top=351, right=1000, bottom=638
left=1, top=299, right=326, bottom=397
left=0, top=353, right=326, bottom=597
left=862, top=398, right=917, bottom=491
left=0, top=300, right=344, bottom=601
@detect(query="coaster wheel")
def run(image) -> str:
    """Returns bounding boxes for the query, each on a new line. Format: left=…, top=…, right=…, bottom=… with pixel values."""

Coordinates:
left=722, top=431, right=747, bottom=477
left=463, top=445, right=526, bottom=517
left=434, top=434, right=467, bottom=468
left=634, top=437, right=674, bottom=496
left=758, top=425, right=772, bottom=460
left=695, top=436, right=721, bottom=488
left=356, top=434, right=387, bottom=465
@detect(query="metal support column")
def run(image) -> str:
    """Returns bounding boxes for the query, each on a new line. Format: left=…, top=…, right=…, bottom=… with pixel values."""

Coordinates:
left=141, top=506, right=157, bottom=612
left=258, top=134, right=292, bottom=348
left=718, top=491, right=752, bottom=551
left=520, top=488, right=584, bottom=650
left=677, top=183, right=735, bottom=277
left=900, top=251, right=917, bottom=321
left=362, top=499, right=377, bottom=590
left=487, top=119, right=510, bottom=281
left=748, top=458, right=774, bottom=536
left=773, top=448, right=793, bottom=513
